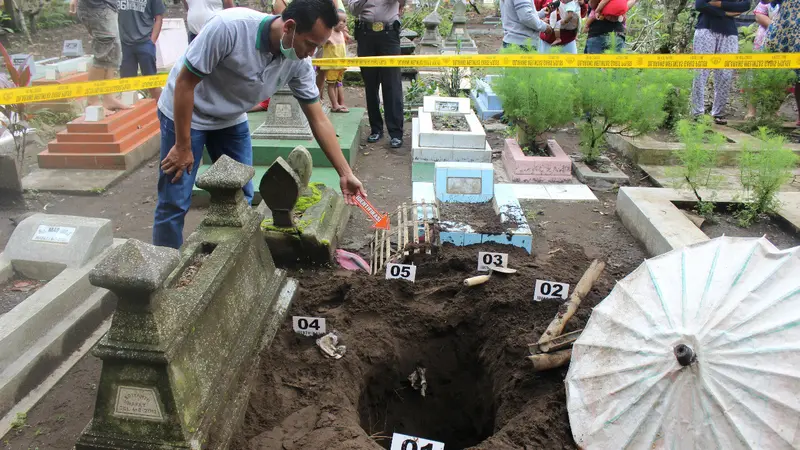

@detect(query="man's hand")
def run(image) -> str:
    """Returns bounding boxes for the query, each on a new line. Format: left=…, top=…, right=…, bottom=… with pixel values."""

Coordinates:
left=69, top=0, right=78, bottom=15
left=340, top=172, right=366, bottom=205
left=160, top=144, right=194, bottom=183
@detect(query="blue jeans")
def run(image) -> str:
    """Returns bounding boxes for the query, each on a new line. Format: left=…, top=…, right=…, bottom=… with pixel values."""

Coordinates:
left=120, top=41, right=157, bottom=77
left=584, top=33, right=626, bottom=54
left=153, top=110, right=254, bottom=249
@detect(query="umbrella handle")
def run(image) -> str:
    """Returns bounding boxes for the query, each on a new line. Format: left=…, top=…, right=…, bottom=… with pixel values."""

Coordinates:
left=674, top=344, right=696, bottom=366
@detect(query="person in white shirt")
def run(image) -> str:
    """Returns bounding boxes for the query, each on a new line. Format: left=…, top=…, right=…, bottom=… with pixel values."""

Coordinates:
left=182, top=0, right=234, bottom=43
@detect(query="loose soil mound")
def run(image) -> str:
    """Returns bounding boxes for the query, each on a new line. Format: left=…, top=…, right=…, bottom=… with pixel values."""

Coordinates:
left=440, top=202, right=506, bottom=234
left=236, top=242, right=626, bottom=450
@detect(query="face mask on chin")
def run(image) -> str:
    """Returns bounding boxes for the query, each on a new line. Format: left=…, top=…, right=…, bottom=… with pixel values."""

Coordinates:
left=280, top=27, right=299, bottom=60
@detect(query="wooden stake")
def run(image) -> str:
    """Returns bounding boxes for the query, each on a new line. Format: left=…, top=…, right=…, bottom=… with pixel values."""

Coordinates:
left=538, top=260, right=605, bottom=345
left=377, top=229, right=383, bottom=272
left=370, top=232, right=376, bottom=275
left=528, top=349, right=572, bottom=371
left=402, top=202, right=409, bottom=255
left=396, top=205, right=402, bottom=259
left=412, top=202, right=419, bottom=245
left=384, top=228, right=390, bottom=267
left=422, top=201, right=430, bottom=249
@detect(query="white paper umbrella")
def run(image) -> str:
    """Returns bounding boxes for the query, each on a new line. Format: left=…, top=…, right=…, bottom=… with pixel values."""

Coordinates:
left=565, top=236, right=800, bottom=450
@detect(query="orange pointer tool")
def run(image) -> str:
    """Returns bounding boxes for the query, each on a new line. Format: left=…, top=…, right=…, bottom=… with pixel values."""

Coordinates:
left=354, top=194, right=390, bottom=230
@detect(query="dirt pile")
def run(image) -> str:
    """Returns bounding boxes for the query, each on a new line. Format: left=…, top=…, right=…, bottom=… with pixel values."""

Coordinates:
left=236, top=242, right=626, bottom=450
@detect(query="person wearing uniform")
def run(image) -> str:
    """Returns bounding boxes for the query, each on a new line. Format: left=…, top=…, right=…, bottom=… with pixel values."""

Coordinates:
left=348, top=0, right=405, bottom=149
left=153, top=0, right=366, bottom=249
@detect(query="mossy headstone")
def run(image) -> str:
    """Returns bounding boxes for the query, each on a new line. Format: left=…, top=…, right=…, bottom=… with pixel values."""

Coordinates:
left=75, top=156, right=297, bottom=450
left=256, top=147, right=350, bottom=268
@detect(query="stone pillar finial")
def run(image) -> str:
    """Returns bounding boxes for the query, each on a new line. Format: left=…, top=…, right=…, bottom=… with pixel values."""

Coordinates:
left=286, top=146, right=313, bottom=195
left=89, top=239, right=179, bottom=345
left=419, top=11, right=442, bottom=54
left=260, top=157, right=301, bottom=228
left=195, top=155, right=256, bottom=228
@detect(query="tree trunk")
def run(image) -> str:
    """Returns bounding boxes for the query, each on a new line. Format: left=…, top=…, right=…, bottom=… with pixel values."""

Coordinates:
left=25, top=12, right=36, bottom=34
left=10, top=0, right=32, bottom=44
left=3, top=0, right=20, bottom=32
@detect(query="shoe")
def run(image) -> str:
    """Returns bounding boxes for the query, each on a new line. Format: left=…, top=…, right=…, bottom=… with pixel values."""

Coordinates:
left=390, top=138, right=403, bottom=148
left=367, top=133, right=383, bottom=143
left=713, top=116, right=728, bottom=125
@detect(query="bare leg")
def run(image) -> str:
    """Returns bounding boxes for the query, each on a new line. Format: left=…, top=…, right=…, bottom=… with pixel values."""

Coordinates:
left=795, top=82, right=800, bottom=124
left=552, top=29, right=562, bottom=45
left=745, top=102, right=756, bottom=120
left=101, top=68, right=132, bottom=113
left=86, top=65, right=106, bottom=107
left=336, top=83, right=349, bottom=112
left=328, top=82, right=340, bottom=110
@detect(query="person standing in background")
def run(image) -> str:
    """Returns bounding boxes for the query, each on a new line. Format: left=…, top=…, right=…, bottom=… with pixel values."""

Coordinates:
left=183, top=0, right=234, bottom=43
left=691, top=0, right=750, bottom=125
left=348, top=0, right=405, bottom=149
left=500, top=0, right=551, bottom=51
left=118, top=0, right=165, bottom=101
left=69, top=0, right=131, bottom=114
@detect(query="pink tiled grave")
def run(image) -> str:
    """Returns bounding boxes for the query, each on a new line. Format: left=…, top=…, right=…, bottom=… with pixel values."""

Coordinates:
left=501, top=138, right=572, bottom=183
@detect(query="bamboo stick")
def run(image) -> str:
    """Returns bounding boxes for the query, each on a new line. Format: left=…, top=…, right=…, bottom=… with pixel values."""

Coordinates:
left=538, top=260, right=605, bottom=345
left=412, top=203, right=419, bottom=245
left=422, top=201, right=430, bottom=248
left=396, top=205, right=402, bottom=259
left=402, top=202, right=409, bottom=255
left=370, top=232, right=375, bottom=275
left=384, top=228, right=390, bottom=267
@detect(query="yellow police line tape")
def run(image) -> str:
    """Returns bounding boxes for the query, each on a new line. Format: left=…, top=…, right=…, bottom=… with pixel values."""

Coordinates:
left=2, top=53, right=799, bottom=105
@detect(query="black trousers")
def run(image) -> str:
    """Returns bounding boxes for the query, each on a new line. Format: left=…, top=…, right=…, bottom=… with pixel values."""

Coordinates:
left=356, top=24, right=404, bottom=139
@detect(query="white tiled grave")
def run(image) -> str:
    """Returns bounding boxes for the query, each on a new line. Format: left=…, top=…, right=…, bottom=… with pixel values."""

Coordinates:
left=412, top=95, right=491, bottom=163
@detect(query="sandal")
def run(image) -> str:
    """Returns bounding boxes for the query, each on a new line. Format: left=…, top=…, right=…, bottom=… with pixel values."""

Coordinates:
left=713, top=116, right=728, bottom=125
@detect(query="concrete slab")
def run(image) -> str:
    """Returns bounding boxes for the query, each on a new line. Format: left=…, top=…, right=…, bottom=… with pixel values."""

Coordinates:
left=0, top=233, right=123, bottom=420
left=606, top=125, right=800, bottom=166
left=544, top=184, right=599, bottom=201
left=616, top=187, right=800, bottom=257
left=412, top=118, right=492, bottom=163
left=639, top=164, right=800, bottom=193
left=22, top=168, right=128, bottom=194
left=571, top=155, right=630, bottom=188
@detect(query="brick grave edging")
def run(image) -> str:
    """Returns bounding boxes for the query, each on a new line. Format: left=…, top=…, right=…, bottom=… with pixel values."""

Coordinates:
left=501, top=138, right=573, bottom=183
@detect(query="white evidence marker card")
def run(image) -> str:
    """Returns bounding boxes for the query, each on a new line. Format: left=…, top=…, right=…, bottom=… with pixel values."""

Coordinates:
left=292, top=316, right=326, bottom=336
left=390, top=433, right=445, bottom=450
left=533, top=280, right=570, bottom=302
left=385, top=263, right=417, bottom=282
left=477, top=252, right=508, bottom=272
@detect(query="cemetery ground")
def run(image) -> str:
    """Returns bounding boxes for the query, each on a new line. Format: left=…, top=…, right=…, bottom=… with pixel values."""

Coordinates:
left=2, top=8, right=800, bottom=450
left=4, top=82, right=800, bottom=450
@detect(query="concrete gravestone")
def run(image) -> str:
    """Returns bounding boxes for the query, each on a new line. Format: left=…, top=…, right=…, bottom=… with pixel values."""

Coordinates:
left=62, top=39, right=85, bottom=58
left=251, top=87, right=330, bottom=140
left=0, top=214, right=121, bottom=419
left=418, top=11, right=442, bottom=55
left=258, top=146, right=351, bottom=268
left=75, top=155, right=298, bottom=449
left=442, top=0, right=478, bottom=54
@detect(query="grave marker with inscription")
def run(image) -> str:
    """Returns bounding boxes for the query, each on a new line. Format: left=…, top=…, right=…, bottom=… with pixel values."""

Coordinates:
left=251, top=87, right=330, bottom=140
left=62, top=39, right=85, bottom=57
left=75, top=155, right=299, bottom=449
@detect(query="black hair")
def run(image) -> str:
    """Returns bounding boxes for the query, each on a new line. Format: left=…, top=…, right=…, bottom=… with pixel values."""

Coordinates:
left=282, top=0, right=339, bottom=33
